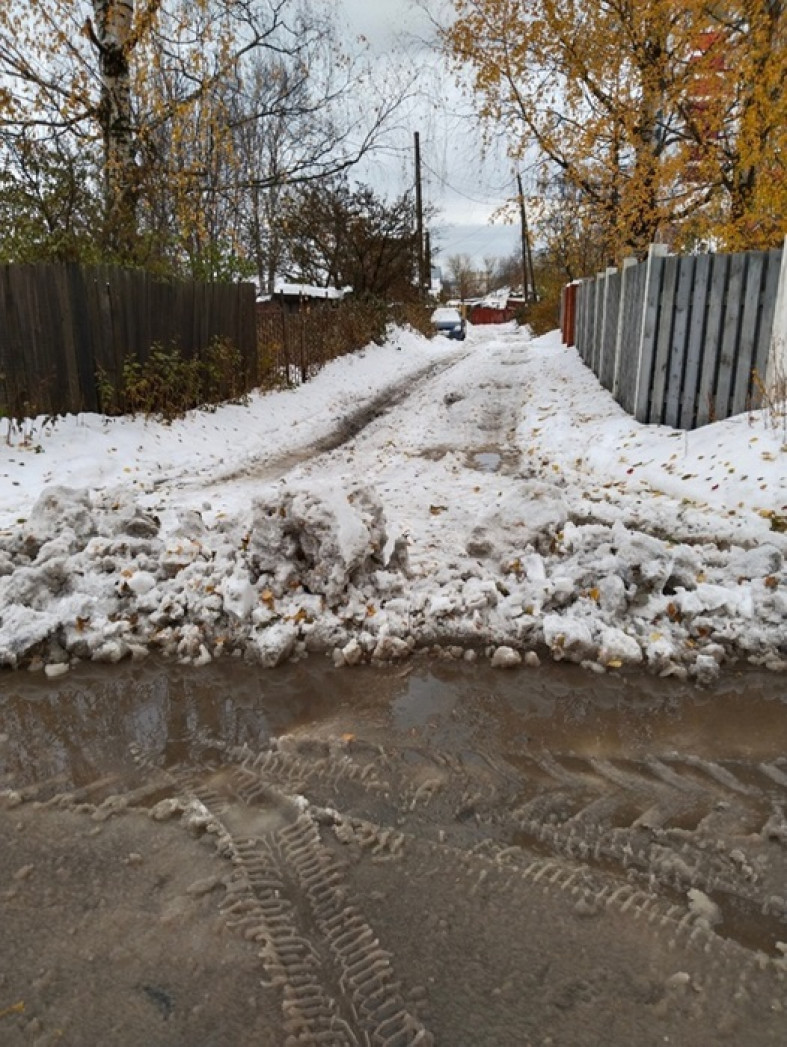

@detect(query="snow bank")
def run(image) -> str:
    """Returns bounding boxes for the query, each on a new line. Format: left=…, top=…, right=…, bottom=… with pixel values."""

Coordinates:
left=1, top=325, right=785, bottom=678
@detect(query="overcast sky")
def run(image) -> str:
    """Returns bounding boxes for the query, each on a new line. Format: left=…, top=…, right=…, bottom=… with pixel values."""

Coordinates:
left=337, top=0, right=520, bottom=268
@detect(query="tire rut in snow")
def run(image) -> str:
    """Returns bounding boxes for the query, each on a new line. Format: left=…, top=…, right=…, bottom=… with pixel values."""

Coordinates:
left=191, top=353, right=468, bottom=491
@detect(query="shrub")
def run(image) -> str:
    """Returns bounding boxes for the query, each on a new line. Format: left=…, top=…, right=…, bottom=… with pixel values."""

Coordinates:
left=97, top=336, right=248, bottom=419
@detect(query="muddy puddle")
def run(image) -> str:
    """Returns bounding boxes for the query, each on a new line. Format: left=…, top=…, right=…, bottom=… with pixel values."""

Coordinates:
left=1, top=657, right=786, bottom=1046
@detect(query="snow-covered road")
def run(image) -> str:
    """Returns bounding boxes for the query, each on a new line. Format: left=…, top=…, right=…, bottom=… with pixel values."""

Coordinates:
left=1, top=324, right=785, bottom=677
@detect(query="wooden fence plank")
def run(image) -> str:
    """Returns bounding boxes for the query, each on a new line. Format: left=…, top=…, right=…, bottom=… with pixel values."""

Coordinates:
left=52, top=265, right=82, bottom=413
left=695, top=254, right=728, bottom=427
left=649, top=254, right=679, bottom=423
left=730, top=251, right=765, bottom=416
left=586, top=279, right=597, bottom=366
left=616, top=260, right=646, bottom=413
left=574, top=282, right=585, bottom=360
left=590, top=272, right=602, bottom=373
left=599, top=268, right=620, bottom=388
left=757, top=247, right=784, bottom=400
left=633, top=245, right=667, bottom=423
left=0, top=268, right=10, bottom=414
left=714, top=251, right=747, bottom=419
left=1, top=266, right=21, bottom=415
left=664, top=256, right=695, bottom=428
left=678, top=254, right=711, bottom=429
left=766, top=240, right=787, bottom=389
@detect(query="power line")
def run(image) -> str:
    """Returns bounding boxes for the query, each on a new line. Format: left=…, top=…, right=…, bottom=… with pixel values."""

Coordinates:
left=422, top=159, right=513, bottom=207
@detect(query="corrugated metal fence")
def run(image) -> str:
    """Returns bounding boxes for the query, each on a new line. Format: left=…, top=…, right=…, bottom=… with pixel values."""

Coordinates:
left=0, top=263, right=257, bottom=417
left=561, top=243, right=786, bottom=428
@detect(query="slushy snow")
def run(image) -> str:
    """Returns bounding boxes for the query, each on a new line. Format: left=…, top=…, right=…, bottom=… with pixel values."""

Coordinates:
left=1, top=324, right=785, bottom=679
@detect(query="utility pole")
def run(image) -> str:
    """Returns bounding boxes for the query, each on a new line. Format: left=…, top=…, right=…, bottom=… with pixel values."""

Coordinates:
left=414, top=132, right=427, bottom=298
left=516, top=170, right=537, bottom=301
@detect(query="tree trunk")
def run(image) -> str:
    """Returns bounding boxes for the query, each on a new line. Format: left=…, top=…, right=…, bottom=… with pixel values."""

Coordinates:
left=92, top=0, right=137, bottom=258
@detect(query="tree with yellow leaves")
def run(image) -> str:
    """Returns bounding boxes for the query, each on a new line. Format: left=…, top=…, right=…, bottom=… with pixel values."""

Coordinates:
left=443, top=0, right=786, bottom=258
left=0, top=1, right=410, bottom=268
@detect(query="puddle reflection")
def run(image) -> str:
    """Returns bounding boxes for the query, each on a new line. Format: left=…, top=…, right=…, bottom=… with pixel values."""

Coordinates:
left=1, top=656, right=786, bottom=791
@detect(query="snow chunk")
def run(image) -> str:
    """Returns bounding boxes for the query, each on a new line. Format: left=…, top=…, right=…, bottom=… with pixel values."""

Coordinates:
left=373, top=634, right=410, bottom=662
left=341, top=638, right=364, bottom=665
left=597, top=626, right=643, bottom=666
left=727, top=544, right=782, bottom=580
left=248, top=621, right=297, bottom=668
left=219, top=570, right=257, bottom=620
left=542, top=614, right=595, bottom=662
left=247, top=482, right=390, bottom=603
left=126, top=570, right=156, bottom=596
left=490, top=645, right=522, bottom=669
left=26, top=486, right=96, bottom=545
left=687, top=887, right=722, bottom=929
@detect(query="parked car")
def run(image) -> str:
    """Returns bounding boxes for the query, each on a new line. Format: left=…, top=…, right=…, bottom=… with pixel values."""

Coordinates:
left=431, top=306, right=466, bottom=341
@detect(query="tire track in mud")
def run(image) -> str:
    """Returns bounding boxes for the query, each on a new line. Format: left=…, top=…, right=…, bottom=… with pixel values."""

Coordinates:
left=336, top=822, right=787, bottom=1045
left=6, top=717, right=786, bottom=1044
left=159, top=758, right=434, bottom=1047
left=422, top=744, right=786, bottom=956
left=192, top=732, right=787, bottom=963
left=495, top=751, right=787, bottom=955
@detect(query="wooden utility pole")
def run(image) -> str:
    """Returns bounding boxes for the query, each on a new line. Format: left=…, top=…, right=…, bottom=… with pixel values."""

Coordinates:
left=517, top=171, right=537, bottom=301
left=414, top=132, right=428, bottom=297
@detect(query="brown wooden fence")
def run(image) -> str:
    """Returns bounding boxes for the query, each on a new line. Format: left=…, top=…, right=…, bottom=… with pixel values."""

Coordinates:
left=561, top=243, right=786, bottom=428
left=0, top=263, right=257, bottom=417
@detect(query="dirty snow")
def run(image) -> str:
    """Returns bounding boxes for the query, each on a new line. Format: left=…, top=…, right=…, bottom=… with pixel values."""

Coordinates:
left=0, top=324, right=785, bottom=679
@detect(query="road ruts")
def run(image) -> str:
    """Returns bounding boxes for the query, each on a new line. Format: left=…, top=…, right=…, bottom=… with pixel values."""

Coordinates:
left=165, top=760, right=434, bottom=1047
left=157, top=732, right=787, bottom=964
left=333, top=813, right=787, bottom=1046
left=486, top=750, right=787, bottom=953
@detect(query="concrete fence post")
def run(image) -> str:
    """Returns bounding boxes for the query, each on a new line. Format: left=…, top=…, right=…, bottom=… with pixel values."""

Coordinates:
left=766, top=236, right=787, bottom=390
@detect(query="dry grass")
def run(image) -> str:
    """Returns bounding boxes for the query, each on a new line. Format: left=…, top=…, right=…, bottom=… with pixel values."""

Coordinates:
left=751, top=339, right=787, bottom=447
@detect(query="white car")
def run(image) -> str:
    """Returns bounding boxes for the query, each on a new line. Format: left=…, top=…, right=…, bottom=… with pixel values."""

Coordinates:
left=431, top=306, right=466, bottom=341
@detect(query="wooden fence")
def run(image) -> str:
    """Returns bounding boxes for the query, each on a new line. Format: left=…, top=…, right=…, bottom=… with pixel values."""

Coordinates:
left=561, top=243, right=786, bottom=428
left=0, top=263, right=257, bottom=417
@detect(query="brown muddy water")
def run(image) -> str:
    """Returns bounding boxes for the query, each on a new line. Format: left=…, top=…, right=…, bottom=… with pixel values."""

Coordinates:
left=1, top=657, right=786, bottom=1046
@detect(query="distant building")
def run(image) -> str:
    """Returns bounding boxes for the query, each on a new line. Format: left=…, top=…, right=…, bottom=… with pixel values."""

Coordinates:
left=266, top=281, right=353, bottom=313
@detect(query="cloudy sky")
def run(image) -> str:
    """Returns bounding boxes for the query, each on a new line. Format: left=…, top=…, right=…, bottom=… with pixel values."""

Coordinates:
left=337, top=0, right=521, bottom=269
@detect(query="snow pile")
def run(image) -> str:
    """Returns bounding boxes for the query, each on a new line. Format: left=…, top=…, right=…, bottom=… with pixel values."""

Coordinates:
left=246, top=482, right=390, bottom=603
left=1, top=325, right=785, bottom=678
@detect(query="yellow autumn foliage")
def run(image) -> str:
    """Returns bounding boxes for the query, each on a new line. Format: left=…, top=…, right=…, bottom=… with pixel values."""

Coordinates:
left=445, top=0, right=786, bottom=258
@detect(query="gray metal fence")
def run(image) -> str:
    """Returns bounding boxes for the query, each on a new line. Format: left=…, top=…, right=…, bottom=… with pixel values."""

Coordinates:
left=563, top=243, right=786, bottom=428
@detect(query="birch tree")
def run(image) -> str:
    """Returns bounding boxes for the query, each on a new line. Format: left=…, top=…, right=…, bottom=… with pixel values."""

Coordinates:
left=0, top=1, right=411, bottom=266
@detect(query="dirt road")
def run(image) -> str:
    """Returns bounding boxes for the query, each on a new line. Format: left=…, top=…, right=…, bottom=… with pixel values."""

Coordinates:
left=1, top=658, right=786, bottom=1045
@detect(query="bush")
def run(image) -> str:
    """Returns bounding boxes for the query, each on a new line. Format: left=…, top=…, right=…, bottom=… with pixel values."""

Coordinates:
left=521, top=293, right=561, bottom=336
left=97, top=336, right=248, bottom=419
